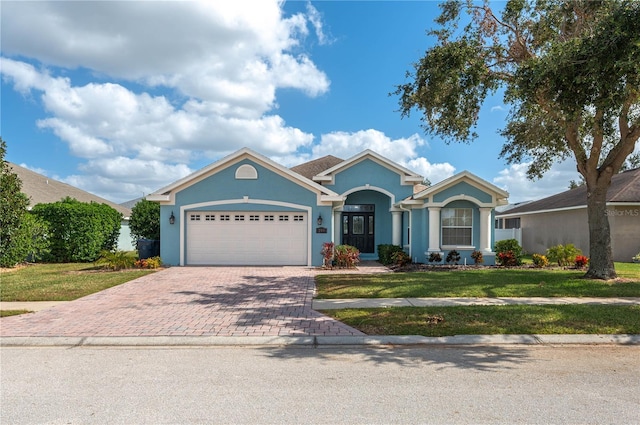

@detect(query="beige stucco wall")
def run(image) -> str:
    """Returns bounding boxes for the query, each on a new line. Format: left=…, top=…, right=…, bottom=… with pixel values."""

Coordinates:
left=607, top=206, right=640, bottom=262
left=519, top=206, right=640, bottom=262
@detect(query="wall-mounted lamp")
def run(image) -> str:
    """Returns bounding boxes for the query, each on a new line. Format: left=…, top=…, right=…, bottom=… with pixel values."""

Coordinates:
left=169, top=211, right=175, bottom=225
left=317, top=214, right=323, bottom=226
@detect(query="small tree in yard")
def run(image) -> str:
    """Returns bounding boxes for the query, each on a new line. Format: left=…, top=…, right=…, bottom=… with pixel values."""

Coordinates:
left=129, top=198, right=160, bottom=245
left=0, top=138, right=30, bottom=267
left=395, top=0, right=640, bottom=279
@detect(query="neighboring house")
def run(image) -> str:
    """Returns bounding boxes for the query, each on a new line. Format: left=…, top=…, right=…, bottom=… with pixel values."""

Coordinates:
left=148, top=148, right=508, bottom=267
left=495, top=168, right=640, bottom=262
left=9, top=163, right=134, bottom=250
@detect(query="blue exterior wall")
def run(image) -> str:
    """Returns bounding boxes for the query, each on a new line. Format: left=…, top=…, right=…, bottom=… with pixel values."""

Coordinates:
left=327, top=159, right=415, bottom=201
left=325, top=159, right=415, bottom=260
left=159, top=158, right=332, bottom=266
left=431, top=181, right=493, bottom=205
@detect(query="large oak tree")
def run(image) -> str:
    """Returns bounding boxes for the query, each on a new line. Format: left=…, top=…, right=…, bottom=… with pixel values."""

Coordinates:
left=395, top=0, right=640, bottom=279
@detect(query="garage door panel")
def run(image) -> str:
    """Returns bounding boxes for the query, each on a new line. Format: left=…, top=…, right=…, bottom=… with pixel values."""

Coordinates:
left=186, top=211, right=307, bottom=265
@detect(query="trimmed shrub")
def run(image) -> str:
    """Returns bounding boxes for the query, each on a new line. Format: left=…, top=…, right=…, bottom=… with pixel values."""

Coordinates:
left=446, top=250, right=461, bottom=265
left=377, top=244, right=404, bottom=266
left=31, top=197, right=122, bottom=262
left=428, top=252, right=442, bottom=263
left=334, top=244, right=360, bottom=268
left=391, top=250, right=411, bottom=267
left=321, top=242, right=334, bottom=268
left=546, top=244, right=582, bottom=267
left=574, top=255, right=589, bottom=268
left=497, top=251, right=518, bottom=267
left=471, top=250, right=484, bottom=265
left=135, top=256, right=162, bottom=269
left=494, top=239, right=523, bottom=265
left=532, top=254, right=549, bottom=268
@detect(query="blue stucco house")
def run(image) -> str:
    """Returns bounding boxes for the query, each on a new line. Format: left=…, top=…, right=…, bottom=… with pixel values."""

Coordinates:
left=148, top=148, right=509, bottom=266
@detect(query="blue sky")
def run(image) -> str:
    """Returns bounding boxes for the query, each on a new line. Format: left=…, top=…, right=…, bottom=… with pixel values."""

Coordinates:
left=2, top=0, right=587, bottom=204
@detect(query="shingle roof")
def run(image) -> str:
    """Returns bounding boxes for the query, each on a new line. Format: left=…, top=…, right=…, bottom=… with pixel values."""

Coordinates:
left=9, top=162, right=131, bottom=218
left=496, top=168, right=640, bottom=216
left=290, top=155, right=344, bottom=180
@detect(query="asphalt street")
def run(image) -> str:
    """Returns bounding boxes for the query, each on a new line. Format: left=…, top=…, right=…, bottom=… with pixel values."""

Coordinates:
left=1, top=345, right=639, bottom=424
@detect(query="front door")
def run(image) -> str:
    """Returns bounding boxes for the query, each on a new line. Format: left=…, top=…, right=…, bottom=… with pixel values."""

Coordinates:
left=342, top=205, right=375, bottom=253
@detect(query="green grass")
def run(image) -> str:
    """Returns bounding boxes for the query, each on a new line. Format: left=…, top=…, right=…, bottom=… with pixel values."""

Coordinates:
left=316, top=263, right=640, bottom=299
left=0, top=263, right=156, bottom=302
left=323, top=305, right=640, bottom=336
left=0, top=310, right=32, bottom=317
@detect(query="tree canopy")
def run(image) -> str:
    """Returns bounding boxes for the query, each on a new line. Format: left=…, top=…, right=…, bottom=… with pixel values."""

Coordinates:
left=0, top=138, right=30, bottom=267
left=129, top=198, right=160, bottom=243
left=395, top=0, right=640, bottom=279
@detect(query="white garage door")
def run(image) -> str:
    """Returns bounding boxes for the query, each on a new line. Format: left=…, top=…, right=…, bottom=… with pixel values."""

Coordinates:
left=186, top=211, right=308, bottom=265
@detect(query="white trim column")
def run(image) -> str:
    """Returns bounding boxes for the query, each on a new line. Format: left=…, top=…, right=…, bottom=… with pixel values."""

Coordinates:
left=479, top=207, right=493, bottom=252
left=333, top=209, right=342, bottom=245
left=391, top=211, right=402, bottom=246
left=428, top=207, right=441, bottom=252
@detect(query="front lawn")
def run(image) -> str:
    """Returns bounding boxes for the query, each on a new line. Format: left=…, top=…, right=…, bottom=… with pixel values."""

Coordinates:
left=316, top=263, right=640, bottom=299
left=0, top=263, right=156, bottom=302
left=323, top=305, right=640, bottom=336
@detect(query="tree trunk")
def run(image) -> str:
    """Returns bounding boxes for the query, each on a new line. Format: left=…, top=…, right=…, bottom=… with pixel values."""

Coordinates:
left=584, top=178, right=617, bottom=280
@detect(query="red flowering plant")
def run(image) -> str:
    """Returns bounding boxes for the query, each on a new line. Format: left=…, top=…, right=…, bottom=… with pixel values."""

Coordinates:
left=321, top=242, right=335, bottom=268
left=574, top=255, right=589, bottom=268
left=497, top=251, right=518, bottom=267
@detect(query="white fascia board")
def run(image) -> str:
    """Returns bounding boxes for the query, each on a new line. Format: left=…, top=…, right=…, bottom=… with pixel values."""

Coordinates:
left=146, top=194, right=171, bottom=202
left=497, top=205, right=586, bottom=218
left=414, top=170, right=509, bottom=200
left=321, top=195, right=346, bottom=202
left=315, top=149, right=423, bottom=184
left=497, top=201, right=640, bottom=218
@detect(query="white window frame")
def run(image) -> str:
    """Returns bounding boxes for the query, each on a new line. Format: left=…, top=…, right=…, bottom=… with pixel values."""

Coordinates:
left=441, top=208, right=473, bottom=248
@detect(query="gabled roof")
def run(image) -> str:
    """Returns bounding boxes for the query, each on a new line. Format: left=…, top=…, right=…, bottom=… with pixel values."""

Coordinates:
left=413, top=170, right=509, bottom=203
left=290, top=155, right=344, bottom=180
left=496, top=168, right=640, bottom=216
left=147, top=147, right=341, bottom=203
left=312, top=149, right=424, bottom=184
left=9, top=162, right=131, bottom=218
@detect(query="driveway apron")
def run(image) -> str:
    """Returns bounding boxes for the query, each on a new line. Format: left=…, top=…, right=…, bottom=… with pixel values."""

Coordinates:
left=0, top=267, right=363, bottom=337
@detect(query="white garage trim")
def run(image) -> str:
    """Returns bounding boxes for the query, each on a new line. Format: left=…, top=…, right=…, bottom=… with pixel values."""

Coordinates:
left=179, top=198, right=312, bottom=266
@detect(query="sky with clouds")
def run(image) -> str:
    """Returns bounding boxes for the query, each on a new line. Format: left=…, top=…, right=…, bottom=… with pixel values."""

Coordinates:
left=1, top=0, right=598, bottom=204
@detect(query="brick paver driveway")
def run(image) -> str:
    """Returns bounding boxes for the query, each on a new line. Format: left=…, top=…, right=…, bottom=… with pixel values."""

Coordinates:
left=0, top=267, right=363, bottom=337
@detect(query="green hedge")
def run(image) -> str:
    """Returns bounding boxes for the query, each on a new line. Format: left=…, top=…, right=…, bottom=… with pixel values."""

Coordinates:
left=31, top=197, right=122, bottom=262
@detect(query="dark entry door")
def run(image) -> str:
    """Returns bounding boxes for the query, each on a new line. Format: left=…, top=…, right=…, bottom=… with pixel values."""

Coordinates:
left=342, top=206, right=375, bottom=253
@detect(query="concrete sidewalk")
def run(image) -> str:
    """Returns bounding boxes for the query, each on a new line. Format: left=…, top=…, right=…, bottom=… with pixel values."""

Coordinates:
left=2, top=334, right=639, bottom=347
left=312, top=297, right=640, bottom=309
left=7, top=296, right=640, bottom=313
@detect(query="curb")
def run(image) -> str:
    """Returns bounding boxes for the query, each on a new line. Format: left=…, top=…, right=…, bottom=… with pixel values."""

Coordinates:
left=2, top=334, right=639, bottom=347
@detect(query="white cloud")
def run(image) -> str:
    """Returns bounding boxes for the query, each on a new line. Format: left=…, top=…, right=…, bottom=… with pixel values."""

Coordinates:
left=0, top=1, right=331, bottom=203
left=310, top=129, right=454, bottom=183
left=405, top=158, right=456, bottom=185
left=312, top=129, right=425, bottom=162
left=306, top=2, right=334, bottom=45
left=493, top=160, right=581, bottom=203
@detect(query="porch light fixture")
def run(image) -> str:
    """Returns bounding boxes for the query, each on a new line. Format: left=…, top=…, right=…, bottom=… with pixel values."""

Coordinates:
left=317, top=214, right=323, bottom=226
left=169, top=211, right=175, bottom=225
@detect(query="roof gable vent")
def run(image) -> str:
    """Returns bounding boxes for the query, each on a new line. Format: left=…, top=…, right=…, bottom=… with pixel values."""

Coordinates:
left=235, top=164, right=258, bottom=180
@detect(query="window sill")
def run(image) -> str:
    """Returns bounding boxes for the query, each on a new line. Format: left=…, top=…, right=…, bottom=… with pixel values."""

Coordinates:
left=441, top=245, right=476, bottom=250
